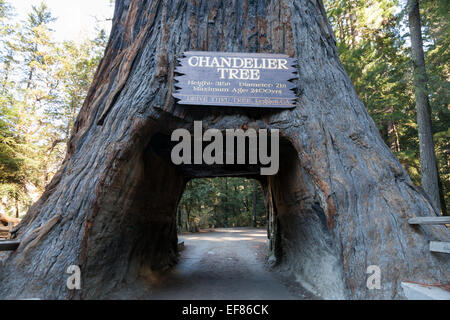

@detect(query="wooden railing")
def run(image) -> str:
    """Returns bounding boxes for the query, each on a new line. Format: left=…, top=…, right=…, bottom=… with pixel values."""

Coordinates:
left=408, top=216, right=450, bottom=254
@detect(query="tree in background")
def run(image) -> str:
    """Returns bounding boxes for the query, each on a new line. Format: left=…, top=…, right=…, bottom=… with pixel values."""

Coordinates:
left=0, top=0, right=448, bottom=217
left=324, top=0, right=448, bottom=214
left=0, top=0, right=27, bottom=218
left=325, top=0, right=416, bottom=169
left=177, top=178, right=266, bottom=232
left=407, top=0, right=442, bottom=213
left=419, top=0, right=449, bottom=214
left=0, top=1, right=107, bottom=217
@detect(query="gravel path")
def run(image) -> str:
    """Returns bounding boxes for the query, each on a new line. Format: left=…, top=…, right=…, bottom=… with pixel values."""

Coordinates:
left=147, top=228, right=302, bottom=300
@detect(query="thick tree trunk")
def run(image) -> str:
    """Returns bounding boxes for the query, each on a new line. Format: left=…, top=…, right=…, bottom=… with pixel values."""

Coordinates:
left=407, top=0, right=442, bottom=213
left=0, top=0, right=448, bottom=300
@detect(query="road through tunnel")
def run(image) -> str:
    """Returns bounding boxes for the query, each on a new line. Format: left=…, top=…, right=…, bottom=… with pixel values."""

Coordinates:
left=1, top=0, right=448, bottom=301
left=78, top=125, right=345, bottom=299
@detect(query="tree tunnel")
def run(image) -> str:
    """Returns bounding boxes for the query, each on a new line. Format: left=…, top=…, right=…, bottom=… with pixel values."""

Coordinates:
left=1, top=0, right=448, bottom=300
left=69, top=125, right=346, bottom=299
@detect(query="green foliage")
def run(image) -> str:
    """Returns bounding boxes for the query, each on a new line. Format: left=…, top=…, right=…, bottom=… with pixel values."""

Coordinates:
left=420, top=0, right=450, bottom=211
left=0, top=0, right=25, bottom=194
left=0, top=0, right=448, bottom=218
left=178, top=178, right=266, bottom=231
left=0, top=103, right=23, bottom=185
left=0, top=1, right=107, bottom=217
left=324, top=0, right=449, bottom=212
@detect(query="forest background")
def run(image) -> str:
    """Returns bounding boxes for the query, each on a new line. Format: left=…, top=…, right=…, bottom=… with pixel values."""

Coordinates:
left=0, top=0, right=448, bottom=231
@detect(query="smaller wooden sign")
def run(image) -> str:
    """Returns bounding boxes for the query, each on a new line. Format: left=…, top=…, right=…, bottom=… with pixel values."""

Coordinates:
left=173, top=51, right=297, bottom=109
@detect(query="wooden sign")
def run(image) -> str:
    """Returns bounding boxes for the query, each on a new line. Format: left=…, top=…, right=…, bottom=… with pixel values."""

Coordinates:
left=173, top=51, right=297, bottom=108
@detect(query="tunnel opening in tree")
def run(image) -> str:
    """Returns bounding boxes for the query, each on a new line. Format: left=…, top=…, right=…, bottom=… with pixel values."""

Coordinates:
left=176, top=177, right=267, bottom=232
left=86, top=129, right=347, bottom=299
left=1, top=0, right=448, bottom=300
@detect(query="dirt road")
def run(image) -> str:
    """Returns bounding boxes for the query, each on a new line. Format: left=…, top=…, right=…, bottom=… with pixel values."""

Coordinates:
left=147, top=228, right=304, bottom=300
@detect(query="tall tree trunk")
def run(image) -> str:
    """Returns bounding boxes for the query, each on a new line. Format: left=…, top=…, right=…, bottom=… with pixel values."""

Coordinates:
left=0, top=0, right=448, bottom=300
left=14, top=196, right=19, bottom=219
left=407, top=0, right=442, bottom=213
left=386, top=120, right=401, bottom=153
left=185, top=206, right=190, bottom=232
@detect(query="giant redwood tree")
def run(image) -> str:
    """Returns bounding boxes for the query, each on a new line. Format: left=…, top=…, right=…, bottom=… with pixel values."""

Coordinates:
left=0, top=0, right=448, bottom=299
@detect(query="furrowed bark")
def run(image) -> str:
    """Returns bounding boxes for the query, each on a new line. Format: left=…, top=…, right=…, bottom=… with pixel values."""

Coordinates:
left=0, top=0, right=448, bottom=300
